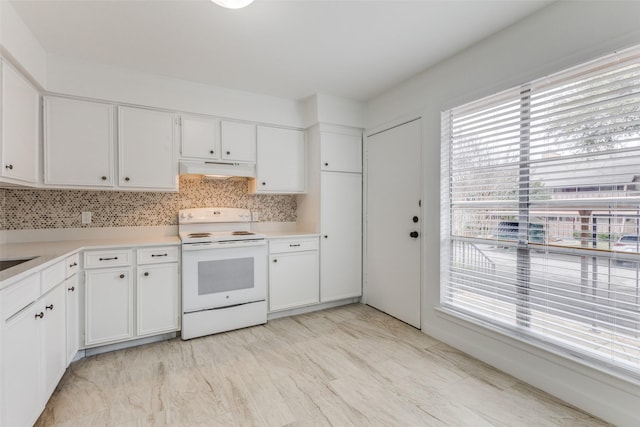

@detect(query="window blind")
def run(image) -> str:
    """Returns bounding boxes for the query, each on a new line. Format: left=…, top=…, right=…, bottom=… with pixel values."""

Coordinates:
left=441, top=46, right=640, bottom=377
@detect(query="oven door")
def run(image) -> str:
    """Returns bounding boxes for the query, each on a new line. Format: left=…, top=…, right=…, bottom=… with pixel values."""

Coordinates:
left=182, top=240, right=267, bottom=313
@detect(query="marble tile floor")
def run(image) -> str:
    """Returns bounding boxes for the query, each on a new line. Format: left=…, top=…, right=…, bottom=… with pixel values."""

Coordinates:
left=36, top=304, right=608, bottom=426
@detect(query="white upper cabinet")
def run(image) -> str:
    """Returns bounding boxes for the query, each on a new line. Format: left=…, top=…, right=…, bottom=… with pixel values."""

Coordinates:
left=320, top=132, right=362, bottom=173
left=118, top=106, right=178, bottom=191
left=44, top=96, right=115, bottom=187
left=0, top=60, right=39, bottom=185
left=251, top=126, right=305, bottom=194
left=180, top=115, right=220, bottom=160
left=220, top=120, right=256, bottom=163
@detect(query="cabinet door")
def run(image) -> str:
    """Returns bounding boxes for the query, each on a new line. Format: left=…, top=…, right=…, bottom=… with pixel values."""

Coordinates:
left=254, top=126, right=305, bottom=193
left=137, top=263, right=179, bottom=336
left=118, top=106, right=177, bottom=190
left=44, top=96, right=114, bottom=187
left=1, top=304, right=42, bottom=427
left=181, top=115, right=220, bottom=160
left=320, top=172, right=362, bottom=301
left=269, top=251, right=319, bottom=312
left=220, top=121, right=256, bottom=163
left=85, top=268, right=133, bottom=346
left=42, top=283, right=67, bottom=401
left=0, top=60, right=39, bottom=184
left=320, top=132, right=362, bottom=173
left=65, top=275, right=80, bottom=365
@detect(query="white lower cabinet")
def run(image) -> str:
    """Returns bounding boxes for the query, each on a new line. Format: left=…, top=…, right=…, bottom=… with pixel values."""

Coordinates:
left=65, top=274, right=80, bottom=364
left=268, top=237, right=319, bottom=312
left=1, top=277, right=67, bottom=427
left=137, top=263, right=179, bottom=336
left=1, top=295, right=41, bottom=427
left=42, top=283, right=67, bottom=400
left=85, top=267, right=134, bottom=346
left=83, top=245, right=179, bottom=348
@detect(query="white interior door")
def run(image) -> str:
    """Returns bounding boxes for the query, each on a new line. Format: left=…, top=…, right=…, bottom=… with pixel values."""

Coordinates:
left=365, top=119, right=422, bottom=328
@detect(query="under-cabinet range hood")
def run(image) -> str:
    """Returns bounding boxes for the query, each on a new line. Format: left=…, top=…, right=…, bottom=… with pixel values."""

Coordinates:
left=179, top=160, right=256, bottom=179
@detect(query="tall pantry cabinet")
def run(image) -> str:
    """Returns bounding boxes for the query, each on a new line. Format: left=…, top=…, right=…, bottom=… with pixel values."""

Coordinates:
left=298, top=125, right=363, bottom=302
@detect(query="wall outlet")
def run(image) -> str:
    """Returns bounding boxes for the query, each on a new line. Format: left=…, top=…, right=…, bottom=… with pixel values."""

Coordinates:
left=81, top=212, right=92, bottom=224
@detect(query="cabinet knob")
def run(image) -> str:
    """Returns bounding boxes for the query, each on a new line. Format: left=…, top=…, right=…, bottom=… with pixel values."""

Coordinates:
left=46, top=304, right=54, bottom=311
left=35, top=312, right=44, bottom=319
left=124, top=177, right=130, bottom=182
left=273, top=259, right=278, bottom=263
left=324, top=235, right=328, bottom=239
left=324, top=162, right=329, bottom=167
left=144, top=272, right=149, bottom=277
left=226, top=151, right=231, bottom=155
left=210, top=150, right=215, bottom=154
left=68, top=286, right=75, bottom=292
left=99, top=257, right=118, bottom=261
left=70, top=262, right=78, bottom=267
left=101, top=176, right=107, bottom=181
left=5, top=164, right=13, bottom=170
left=262, top=182, right=266, bottom=186
left=119, top=274, right=125, bottom=279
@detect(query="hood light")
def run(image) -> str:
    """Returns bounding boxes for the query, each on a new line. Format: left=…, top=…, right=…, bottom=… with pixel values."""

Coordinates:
left=203, top=174, right=232, bottom=181
left=211, top=0, right=254, bottom=9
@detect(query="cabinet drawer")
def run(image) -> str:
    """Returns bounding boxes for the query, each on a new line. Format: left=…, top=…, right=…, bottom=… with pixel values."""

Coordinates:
left=84, top=249, right=132, bottom=268
left=1, top=273, right=40, bottom=320
left=41, top=260, right=65, bottom=295
left=65, top=253, right=80, bottom=278
left=270, top=238, right=319, bottom=254
left=137, top=246, right=179, bottom=265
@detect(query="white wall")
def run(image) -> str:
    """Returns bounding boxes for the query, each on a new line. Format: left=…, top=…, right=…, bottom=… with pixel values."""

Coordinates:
left=365, top=2, right=640, bottom=425
left=0, top=0, right=47, bottom=87
left=46, top=55, right=306, bottom=128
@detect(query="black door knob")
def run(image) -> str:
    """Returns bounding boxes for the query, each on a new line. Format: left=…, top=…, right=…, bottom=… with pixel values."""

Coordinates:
left=413, top=216, right=419, bottom=223
left=410, top=231, right=419, bottom=238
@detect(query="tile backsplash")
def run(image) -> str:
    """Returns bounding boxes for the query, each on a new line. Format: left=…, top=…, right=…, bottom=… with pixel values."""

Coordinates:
left=0, top=176, right=296, bottom=230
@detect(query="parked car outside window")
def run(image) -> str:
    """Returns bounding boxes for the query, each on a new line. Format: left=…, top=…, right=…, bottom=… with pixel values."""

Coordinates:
left=613, top=234, right=640, bottom=267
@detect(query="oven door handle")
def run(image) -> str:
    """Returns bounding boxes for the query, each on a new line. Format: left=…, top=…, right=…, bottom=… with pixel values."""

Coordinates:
left=182, top=240, right=267, bottom=250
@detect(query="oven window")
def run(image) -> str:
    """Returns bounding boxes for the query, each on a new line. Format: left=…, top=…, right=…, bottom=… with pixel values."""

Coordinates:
left=198, top=257, right=254, bottom=295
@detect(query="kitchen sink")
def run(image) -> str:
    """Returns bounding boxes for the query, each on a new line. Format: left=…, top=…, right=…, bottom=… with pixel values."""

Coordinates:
left=0, top=257, right=36, bottom=272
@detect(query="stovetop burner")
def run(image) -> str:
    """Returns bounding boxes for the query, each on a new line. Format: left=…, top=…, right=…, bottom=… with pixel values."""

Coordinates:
left=187, top=232, right=212, bottom=238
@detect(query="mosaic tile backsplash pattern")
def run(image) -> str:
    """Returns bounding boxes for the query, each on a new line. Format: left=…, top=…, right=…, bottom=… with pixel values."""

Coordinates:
left=0, top=176, right=296, bottom=230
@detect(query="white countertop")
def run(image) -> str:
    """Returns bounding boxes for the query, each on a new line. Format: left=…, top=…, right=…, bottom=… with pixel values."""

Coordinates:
left=0, top=236, right=180, bottom=290
left=0, top=227, right=319, bottom=290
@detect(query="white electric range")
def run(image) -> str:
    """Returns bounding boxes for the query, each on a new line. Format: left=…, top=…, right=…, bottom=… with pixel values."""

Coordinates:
left=179, top=207, right=267, bottom=340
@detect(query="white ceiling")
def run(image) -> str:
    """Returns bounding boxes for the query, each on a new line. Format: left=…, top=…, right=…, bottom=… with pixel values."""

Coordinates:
left=10, top=0, right=554, bottom=101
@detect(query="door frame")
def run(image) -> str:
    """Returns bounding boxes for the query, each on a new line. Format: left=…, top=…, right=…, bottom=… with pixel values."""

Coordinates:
left=362, top=114, right=424, bottom=328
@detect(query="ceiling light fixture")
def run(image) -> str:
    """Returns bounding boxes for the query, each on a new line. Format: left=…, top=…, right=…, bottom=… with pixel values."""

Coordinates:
left=211, top=0, right=254, bottom=9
